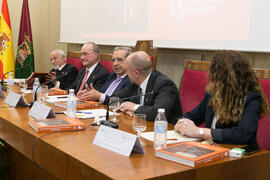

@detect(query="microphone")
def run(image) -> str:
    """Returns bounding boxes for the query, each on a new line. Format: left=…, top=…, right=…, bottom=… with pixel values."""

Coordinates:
left=97, top=91, right=155, bottom=129
left=1, top=63, right=33, bottom=91
left=29, top=72, right=68, bottom=107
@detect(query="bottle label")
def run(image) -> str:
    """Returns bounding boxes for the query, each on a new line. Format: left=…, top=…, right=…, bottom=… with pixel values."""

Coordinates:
left=67, top=99, right=76, bottom=108
left=154, top=122, right=167, bottom=134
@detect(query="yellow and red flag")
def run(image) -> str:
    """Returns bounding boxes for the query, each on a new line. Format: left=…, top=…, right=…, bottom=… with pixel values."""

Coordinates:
left=0, top=0, right=14, bottom=78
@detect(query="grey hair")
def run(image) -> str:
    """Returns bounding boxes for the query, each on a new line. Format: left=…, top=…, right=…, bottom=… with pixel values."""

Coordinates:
left=114, top=47, right=133, bottom=58
left=84, top=42, right=99, bottom=54
left=57, top=49, right=67, bottom=59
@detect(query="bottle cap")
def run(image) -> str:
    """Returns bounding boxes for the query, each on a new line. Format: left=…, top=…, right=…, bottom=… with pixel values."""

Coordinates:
left=69, top=89, right=74, bottom=93
left=158, top=108, right=165, bottom=113
left=34, top=78, right=38, bottom=81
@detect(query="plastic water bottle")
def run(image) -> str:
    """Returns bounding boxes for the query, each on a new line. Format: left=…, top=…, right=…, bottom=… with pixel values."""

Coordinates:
left=67, top=89, right=76, bottom=117
left=33, top=78, right=41, bottom=102
left=6, top=72, right=14, bottom=92
left=154, top=108, right=168, bottom=149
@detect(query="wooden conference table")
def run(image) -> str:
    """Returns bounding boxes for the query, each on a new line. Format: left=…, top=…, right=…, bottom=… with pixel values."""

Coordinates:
left=0, top=89, right=269, bottom=180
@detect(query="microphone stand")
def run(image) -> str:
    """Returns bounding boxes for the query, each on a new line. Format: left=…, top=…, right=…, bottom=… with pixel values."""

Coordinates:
left=92, top=91, right=154, bottom=129
left=29, top=72, right=68, bottom=107
left=1, top=63, right=33, bottom=91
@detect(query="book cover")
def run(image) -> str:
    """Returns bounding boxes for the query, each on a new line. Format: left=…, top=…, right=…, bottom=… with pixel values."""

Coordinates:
left=156, top=141, right=230, bottom=167
left=29, top=117, right=86, bottom=133
left=54, top=100, right=99, bottom=109
left=48, top=88, right=68, bottom=96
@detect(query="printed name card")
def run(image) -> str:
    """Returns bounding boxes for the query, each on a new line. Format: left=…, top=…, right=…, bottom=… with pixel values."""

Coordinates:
left=28, top=102, right=56, bottom=119
left=4, top=91, right=27, bottom=107
left=93, top=125, right=144, bottom=157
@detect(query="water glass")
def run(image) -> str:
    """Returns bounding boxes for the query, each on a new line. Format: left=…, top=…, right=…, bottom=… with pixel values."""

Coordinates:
left=19, top=79, right=27, bottom=94
left=109, top=97, right=120, bottom=122
left=132, top=114, right=147, bottom=145
left=41, top=85, right=48, bottom=102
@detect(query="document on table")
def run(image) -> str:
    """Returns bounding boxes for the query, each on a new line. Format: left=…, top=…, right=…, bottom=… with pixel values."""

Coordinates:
left=63, top=109, right=119, bottom=119
left=45, top=95, right=70, bottom=104
left=141, top=130, right=199, bottom=144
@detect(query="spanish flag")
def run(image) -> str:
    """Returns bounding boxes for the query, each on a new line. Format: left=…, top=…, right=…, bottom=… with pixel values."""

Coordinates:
left=0, top=0, right=15, bottom=78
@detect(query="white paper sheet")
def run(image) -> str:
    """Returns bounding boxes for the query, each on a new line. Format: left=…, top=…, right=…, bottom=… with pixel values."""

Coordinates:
left=141, top=130, right=199, bottom=144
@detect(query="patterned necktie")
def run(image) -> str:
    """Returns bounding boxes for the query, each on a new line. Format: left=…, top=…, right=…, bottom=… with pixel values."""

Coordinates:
left=104, top=77, right=123, bottom=96
left=78, top=70, right=89, bottom=93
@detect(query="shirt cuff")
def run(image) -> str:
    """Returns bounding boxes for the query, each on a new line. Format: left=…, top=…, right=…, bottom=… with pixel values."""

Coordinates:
left=134, top=104, right=141, bottom=111
left=211, top=129, right=223, bottom=142
left=54, top=81, right=60, bottom=88
left=99, top=93, right=105, bottom=104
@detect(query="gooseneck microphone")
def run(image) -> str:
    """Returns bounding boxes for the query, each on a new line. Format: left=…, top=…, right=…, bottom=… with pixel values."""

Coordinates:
left=29, top=72, right=68, bottom=107
left=1, top=63, right=33, bottom=91
left=95, top=91, right=155, bottom=129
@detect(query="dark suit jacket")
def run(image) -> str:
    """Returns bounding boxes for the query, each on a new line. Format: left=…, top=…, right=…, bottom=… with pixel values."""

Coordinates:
left=71, top=63, right=110, bottom=94
left=114, top=70, right=182, bottom=124
left=48, top=64, right=78, bottom=90
left=99, top=72, right=130, bottom=104
left=182, top=91, right=262, bottom=145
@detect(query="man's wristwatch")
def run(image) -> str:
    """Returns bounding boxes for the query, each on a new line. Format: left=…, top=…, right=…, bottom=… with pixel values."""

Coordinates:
left=199, top=128, right=205, bottom=139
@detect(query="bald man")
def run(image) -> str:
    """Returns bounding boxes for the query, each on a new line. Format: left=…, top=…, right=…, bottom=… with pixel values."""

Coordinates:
left=47, top=49, right=78, bottom=90
left=115, top=51, right=182, bottom=124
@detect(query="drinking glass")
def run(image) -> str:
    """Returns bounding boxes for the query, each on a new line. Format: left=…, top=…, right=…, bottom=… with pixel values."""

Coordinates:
left=132, top=114, right=147, bottom=146
left=109, top=97, right=120, bottom=122
left=41, top=85, right=48, bottom=103
left=19, top=79, right=27, bottom=95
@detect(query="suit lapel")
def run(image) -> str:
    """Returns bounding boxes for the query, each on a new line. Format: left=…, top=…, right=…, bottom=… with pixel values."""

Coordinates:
left=144, top=71, right=156, bottom=105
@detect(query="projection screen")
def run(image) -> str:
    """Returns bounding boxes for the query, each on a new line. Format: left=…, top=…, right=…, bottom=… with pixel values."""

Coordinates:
left=60, top=0, right=270, bottom=52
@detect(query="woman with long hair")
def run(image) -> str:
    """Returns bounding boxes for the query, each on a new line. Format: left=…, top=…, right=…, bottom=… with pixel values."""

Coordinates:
left=175, top=50, right=269, bottom=145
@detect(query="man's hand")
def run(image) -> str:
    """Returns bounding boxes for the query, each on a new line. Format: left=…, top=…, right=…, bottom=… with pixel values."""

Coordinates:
left=120, top=101, right=136, bottom=113
left=78, top=84, right=102, bottom=101
left=46, top=72, right=57, bottom=83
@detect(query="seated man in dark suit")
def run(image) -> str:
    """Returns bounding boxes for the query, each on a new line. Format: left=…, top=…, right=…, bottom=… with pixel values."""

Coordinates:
left=77, top=47, right=132, bottom=104
left=70, top=42, right=110, bottom=94
left=46, top=49, right=78, bottom=90
left=116, top=51, right=182, bottom=124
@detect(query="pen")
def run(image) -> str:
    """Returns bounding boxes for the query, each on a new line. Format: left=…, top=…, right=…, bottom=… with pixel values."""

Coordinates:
left=57, top=96, right=68, bottom=99
left=76, top=111, right=92, bottom=114
left=167, top=138, right=178, bottom=140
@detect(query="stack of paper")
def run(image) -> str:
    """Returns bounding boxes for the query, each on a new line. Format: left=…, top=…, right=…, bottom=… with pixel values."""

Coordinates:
left=141, top=130, right=199, bottom=144
left=63, top=109, right=119, bottom=119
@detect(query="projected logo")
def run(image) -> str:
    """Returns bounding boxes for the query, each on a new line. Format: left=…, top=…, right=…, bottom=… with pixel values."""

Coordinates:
left=170, top=0, right=190, bottom=21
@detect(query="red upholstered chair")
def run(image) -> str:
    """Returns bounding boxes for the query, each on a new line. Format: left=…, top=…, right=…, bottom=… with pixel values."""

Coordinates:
left=179, top=60, right=210, bottom=114
left=67, top=51, right=83, bottom=71
left=100, top=53, right=113, bottom=73
left=254, top=68, right=270, bottom=151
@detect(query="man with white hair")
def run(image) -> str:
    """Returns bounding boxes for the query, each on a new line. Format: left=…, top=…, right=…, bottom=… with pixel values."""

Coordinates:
left=46, top=49, right=78, bottom=90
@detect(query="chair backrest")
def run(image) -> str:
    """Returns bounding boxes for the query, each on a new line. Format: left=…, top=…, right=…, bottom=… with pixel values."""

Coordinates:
left=131, top=40, right=158, bottom=70
left=100, top=53, right=113, bottom=73
left=179, top=60, right=270, bottom=150
left=67, top=51, right=113, bottom=73
left=253, top=68, right=270, bottom=151
left=179, top=60, right=210, bottom=114
left=67, top=51, right=83, bottom=71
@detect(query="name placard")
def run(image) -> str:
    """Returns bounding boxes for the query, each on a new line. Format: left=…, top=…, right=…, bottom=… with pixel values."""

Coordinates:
left=4, top=91, right=27, bottom=107
left=28, top=102, right=56, bottom=119
left=93, top=125, right=144, bottom=157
